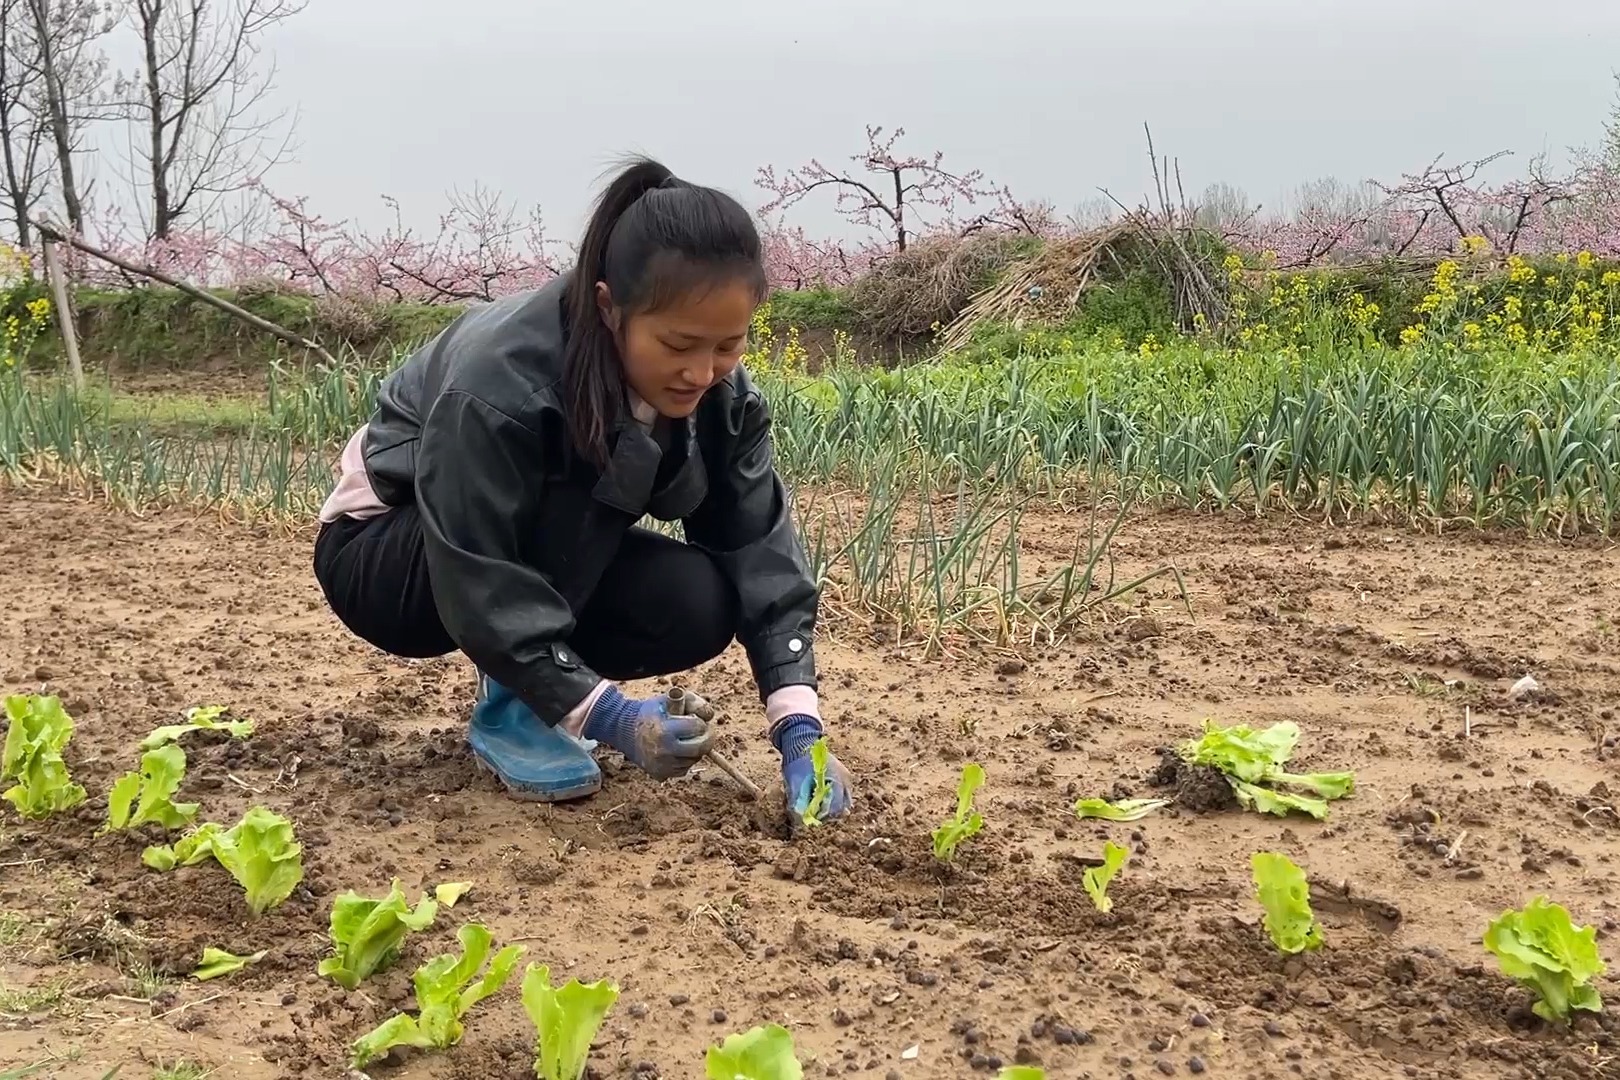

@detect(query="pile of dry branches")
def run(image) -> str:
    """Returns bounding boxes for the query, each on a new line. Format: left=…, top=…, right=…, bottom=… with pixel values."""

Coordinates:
left=936, top=211, right=1229, bottom=354
left=848, top=232, right=1032, bottom=341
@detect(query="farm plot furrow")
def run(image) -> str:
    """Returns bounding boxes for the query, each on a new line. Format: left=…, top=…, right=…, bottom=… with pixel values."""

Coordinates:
left=1, top=493, right=1616, bottom=1080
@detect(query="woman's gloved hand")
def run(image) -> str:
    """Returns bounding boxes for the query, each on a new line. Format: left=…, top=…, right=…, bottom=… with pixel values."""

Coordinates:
left=773, top=714, right=853, bottom=824
left=583, top=686, right=714, bottom=779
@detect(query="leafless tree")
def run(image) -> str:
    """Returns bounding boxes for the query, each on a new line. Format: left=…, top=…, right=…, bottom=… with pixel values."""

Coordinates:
left=24, top=0, right=116, bottom=238
left=0, top=0, right=48, bottom=248
left=119, top=0, right=302, bottom=241
left=1193, top=182, right=1255, bottom=235
left=1605, top=70, right=1620, bottom=170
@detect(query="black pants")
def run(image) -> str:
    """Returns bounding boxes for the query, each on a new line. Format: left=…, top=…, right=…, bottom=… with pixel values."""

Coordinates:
left=313, top=504, right=740, bottom=681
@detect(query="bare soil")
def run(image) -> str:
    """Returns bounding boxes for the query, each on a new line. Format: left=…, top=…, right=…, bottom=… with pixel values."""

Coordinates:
left=2, top=491, right=1618, bottom=1080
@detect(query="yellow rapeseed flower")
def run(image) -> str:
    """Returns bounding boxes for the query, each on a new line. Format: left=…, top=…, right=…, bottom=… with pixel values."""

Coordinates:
left=1577, top=251, right=1595, bottom=270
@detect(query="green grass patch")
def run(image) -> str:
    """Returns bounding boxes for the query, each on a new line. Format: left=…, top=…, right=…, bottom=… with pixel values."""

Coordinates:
left=152, top=1062, right=209, bottom=1080
left=767, top=286, right=859, bottom=332
left=0, top=977, right=74, bottom=1015
left=82, top=385, right=269, bottom=437
left=0, top=911, right=29, bottom=949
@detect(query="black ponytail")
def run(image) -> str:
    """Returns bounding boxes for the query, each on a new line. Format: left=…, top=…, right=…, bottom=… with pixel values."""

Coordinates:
left=562, top=155, right=767, bottom=466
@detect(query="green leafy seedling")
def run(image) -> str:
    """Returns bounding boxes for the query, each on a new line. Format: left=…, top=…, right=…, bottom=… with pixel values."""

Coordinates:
left=193, top=947, right=267, bottom=981
left=522, top=963, right=620, bottom=1080
left=435, top=881, right=474, bottom=908
left=998, top=1069, right=1047, bottom=1080
left=210, top=807, right=304, bottom=914
left=1181, top=721, right=1354, bottom=820
left=1074, top=797, right=1168, bottom=822
left=931, top=763, right=986, bottom=862
left=143, top=822, right=223, bottom=871
left=1483, top=896, right=1605, bottom=1023
left=2, top=695, right=87, bottom=819
left=319, top=879, right=440, bottom=990
left=147, top=807, right=303, bottom=915
left=140, top=704, right=254, bottom=750
left=800, top=737, right=833, bottom=828
left=1251, top=852, right=1323, bottom=954
left=105, top=744, right=199, bottom=832
left=704, top=1023, right=804, bottom=1079
left=351, top=923, right=526, bottom=1067
left=1083, top=840, right=1130, bottom=913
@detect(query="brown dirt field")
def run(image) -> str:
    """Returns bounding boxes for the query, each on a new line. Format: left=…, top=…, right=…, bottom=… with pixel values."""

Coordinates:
left=2, top=491, right=1618, bottom=1080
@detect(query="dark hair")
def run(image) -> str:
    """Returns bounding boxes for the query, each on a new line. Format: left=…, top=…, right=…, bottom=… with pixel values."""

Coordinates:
left=562, top=156, right=767, bottom=465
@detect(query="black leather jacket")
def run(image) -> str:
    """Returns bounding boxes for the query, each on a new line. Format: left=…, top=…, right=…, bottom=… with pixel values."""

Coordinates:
left=360, top=274, right=818, bottom=723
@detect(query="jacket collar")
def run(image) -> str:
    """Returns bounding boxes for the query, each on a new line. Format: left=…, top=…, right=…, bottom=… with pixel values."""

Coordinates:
left=589, top=394, right=708, bottom=520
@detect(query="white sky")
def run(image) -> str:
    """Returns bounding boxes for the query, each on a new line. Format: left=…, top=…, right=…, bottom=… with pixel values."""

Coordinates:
left=93, top=0, right=1620, bottom=241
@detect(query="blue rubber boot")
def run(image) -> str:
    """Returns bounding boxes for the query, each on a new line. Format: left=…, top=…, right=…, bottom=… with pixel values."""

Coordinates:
left=468, top=675, right=603, bottom=802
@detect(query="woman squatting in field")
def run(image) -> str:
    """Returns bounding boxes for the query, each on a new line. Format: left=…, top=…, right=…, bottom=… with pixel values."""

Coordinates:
left=309, top=157, right=853, bottom=823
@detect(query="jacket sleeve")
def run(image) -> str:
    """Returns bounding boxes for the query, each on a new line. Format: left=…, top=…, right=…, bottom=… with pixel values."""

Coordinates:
left=413, top=389, right=602, bottom=723
left=684, top=386, right=820, bottom=701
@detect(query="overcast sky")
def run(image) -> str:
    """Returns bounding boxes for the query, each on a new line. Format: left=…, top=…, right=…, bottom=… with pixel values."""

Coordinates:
left=235, top=0, right=1620, bottom=240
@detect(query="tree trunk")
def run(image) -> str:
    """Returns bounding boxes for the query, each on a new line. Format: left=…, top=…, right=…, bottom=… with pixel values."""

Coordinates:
left=6, top=191, right=30, bottom=248
left=0, top=118, right=31, bottom=248
left=0, top=3, right=28, bottom=248
left=26, top=0, right=84, bottom=236
left=139, top=0, right=170, bottom=239
left=892, top=166, right=906, bottom=252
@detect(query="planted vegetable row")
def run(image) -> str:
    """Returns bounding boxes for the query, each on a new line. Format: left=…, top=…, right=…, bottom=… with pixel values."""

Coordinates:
left=855, top=717, right=1606, bottom=1025
left=2, top=692, right=1607, bottom=1078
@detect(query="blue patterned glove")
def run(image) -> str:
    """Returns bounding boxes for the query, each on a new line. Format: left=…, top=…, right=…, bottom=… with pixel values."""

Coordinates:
left=774, top=714, right=853, bottom=823
left=583, top=687, right=714, bottom=780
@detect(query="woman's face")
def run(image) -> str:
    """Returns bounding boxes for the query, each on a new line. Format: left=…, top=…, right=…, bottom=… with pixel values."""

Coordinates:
left=598, top=278, right=757, bottom=419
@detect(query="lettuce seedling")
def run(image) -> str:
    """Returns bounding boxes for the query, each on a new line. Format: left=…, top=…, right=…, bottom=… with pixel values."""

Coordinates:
left=141, top=808, right=302, bottom=915
left=351, top=923, right=525, bottom=1067
left=104, top=744, right=198, bottom=832
left=799, top=737, right=833, bottom=828
left=435, top=881, right=474, bottom=908
left=522, top=963, right=620, bottom=1080
left=193, top=947, right=267, bottom=981
left=997, top=1069, right=1047, bottom=1080
left=2, top=695, right=87, bottom=819
left=1180, top=721, right=1354, bottom=820
left=210, top=807, right=304, bottom=915
left=1083, top=840, right=1130, bottom=913
left=1074, top=797, right=1168, bottom=822
left=143, top=822, right=223, bottom=871
left=705, top=1023, right=804, bottom=1080
left=139, top=704, right=254, bottom=750
left=1251, top=852, right=1323, bottom=954
left=1483, top=896, right=1605, bottom=1023
left=319, top=879, right=440, bottom=990
left=931, top=763, right=986, bottom=862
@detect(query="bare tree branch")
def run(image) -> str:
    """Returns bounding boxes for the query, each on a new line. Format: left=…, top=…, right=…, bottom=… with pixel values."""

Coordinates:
left=0, top=0, right=50, bottom=248
left=118, top=0, right=302, bottom=241
left=24, top=0, right=116, bottom=237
